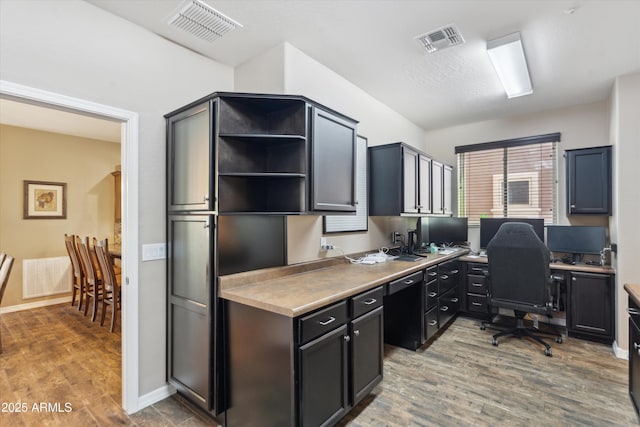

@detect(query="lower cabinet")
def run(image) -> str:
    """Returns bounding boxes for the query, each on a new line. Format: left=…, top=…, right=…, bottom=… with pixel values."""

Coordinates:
left=568, top=271, right=614, bottom=343
left=629, top=297, right=640, bottom=416
left=226, top=287, right=383, bottom=427
left=463, top=262, right=491, bottom=318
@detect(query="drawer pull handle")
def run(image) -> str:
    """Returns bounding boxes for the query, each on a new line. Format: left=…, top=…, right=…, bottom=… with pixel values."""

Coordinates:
left=472, top=302, right=482, bottom=306
left=450, top=270, right=459, bottom=274
left=428, top=320, right=438, bottom=326
left=404, top=279, right=414, bottom=285
left=634, top=342, right=640, bottom=350
left=353, top=330, right=360, bottom=337
left=343, top=335, right=351, bottom=342
left=471, top=283, right=483, bottom=287
left=628, top=308, right=640, bottom=315
left=428, top=272, right=437, bottom=277
left=450, top=298, right=459, bottom=303
left=319, top=317, right=336, bottom=326
left=440, top=275, right=449, bottom=280
left=472, top=267, right=484, bottom=272
left=363, top=298, right=377, bottom=305
left=440, top=305, right=449, bottom=312
left=428, top=292, right=437, bottom=298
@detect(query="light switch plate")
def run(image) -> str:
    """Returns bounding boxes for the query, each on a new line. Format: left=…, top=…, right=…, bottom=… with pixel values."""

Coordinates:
left=142, top=243, right=166, bottom=261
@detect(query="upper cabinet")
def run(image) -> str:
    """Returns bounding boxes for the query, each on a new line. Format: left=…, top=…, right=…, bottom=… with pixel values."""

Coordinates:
left=167, top=102, right=214, bottom=212
left=566, top=146, right=612, bottom=215
left=369, top=142, right=452, bottom=216
left=166, top=93, right=357, bottom=215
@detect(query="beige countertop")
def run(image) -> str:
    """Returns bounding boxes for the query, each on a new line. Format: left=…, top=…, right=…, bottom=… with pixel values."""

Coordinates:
left=219, top=250, right=467, bottom=318
left=625, top=283, right=640, bottom=307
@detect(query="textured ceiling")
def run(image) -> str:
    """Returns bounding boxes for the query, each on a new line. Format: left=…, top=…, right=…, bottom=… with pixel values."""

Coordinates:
left=85, top=0, right=640, bottom=131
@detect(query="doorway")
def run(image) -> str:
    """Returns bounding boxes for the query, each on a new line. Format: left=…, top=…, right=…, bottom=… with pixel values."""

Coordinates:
left=0, top=80, right=140, bottom=413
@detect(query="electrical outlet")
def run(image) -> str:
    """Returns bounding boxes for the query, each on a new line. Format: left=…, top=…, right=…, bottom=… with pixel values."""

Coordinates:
left=320, top=237, right=333, bottom=251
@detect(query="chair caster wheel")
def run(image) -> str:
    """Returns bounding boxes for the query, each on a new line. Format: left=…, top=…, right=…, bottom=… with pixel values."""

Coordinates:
left=492, top=337, right=498, bottom=346
left=556, top=336, right=563, bottom=344
left=545, top=348, right=552, bottom=357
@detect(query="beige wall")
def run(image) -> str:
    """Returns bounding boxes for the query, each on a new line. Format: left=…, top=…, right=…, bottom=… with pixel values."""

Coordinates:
left=609, top=71, right=640, bottom=352
left=0, top=124, right=120, bottom=307
left=0, top=0, right=234, bottom=396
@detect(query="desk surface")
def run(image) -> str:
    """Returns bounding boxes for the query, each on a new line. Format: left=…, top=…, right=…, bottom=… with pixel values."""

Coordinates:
left=459, top=254, right=615, bottom=275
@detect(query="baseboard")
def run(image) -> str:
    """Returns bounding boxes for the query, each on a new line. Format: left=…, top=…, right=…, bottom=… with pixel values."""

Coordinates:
left=136, top=384, right=176, bottom=413
left=0, top=296, right=72, bottom=314
left=613, top=340, right=629, bottom=360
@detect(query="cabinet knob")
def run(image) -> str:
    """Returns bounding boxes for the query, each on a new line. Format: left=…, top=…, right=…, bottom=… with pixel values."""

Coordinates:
left=353, top=330, right=360, bottom=337
left=570, top=204, right=576, bottom=209
left=634, top=342, right=640, bottom=350
left=572, top=277, right=577, bottom=282
left=343, top=335, right=351, bottom=342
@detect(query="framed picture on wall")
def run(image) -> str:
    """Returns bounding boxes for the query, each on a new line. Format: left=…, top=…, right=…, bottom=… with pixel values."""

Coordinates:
left=23, top=180, right=67, bottom=219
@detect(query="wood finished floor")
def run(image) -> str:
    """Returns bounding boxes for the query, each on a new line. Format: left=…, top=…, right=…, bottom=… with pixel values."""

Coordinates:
left=1, top=304, right=637, bottom=426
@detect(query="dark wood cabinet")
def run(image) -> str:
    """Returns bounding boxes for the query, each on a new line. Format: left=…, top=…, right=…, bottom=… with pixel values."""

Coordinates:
left=436, top=260, right=461, bottom=328
left=566, top=145, right=612, bottom=215
left=568, top=271, right=614, bottom=343
left=628, top=297, right=640, bottom=416
left=299, top=324, right=349, bottom=427
left=310, top=106, right=357, bottom=212
left=167, top=102, right=214, bottom=212
left=167, top=214, right=219, bottom=413
left=369, top=142, right=452, bottom=216
left=463, top=262, right=491, bottom=318
left=351, top=306, right=384, bottom=405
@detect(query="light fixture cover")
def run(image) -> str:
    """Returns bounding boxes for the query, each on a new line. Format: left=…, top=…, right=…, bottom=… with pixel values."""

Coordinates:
left=168, top=0, right=242, bottom=42
left=487, top=32, right=533, bottom=98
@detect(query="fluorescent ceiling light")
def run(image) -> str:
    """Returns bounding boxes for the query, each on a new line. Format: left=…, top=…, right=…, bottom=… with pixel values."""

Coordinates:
left=487, top=32, right=533, bottom=98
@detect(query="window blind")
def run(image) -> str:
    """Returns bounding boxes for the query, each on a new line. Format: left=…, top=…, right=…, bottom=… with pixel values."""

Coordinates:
left=456, top=133, right=560, bottom=225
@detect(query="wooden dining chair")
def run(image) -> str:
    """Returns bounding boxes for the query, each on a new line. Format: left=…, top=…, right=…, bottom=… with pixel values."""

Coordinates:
left=64, top=234, right=85, bottom=311
left=76, top=236, right=103, bottom=321
left=95, top=239, right=121, bottom=332
left=0, top=254, right=15, bottom=353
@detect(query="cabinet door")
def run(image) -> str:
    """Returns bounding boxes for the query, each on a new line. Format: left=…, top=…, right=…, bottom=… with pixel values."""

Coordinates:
left=566, top=146, right=612, bottom=215
left=310, top=107, right=357, bottom=212
left=443, top=164, right=453, bottom=216
left=351, top=307, right=383, bottom=406
left=630, top=317, right=640, bottom=415
left=432, top=160, right=444, bottom=214
left=569, top=272, right=613, bottom=341
left=167, top=214, right=216, bottom=411
left=167, top=102, right=214, bottom=212
left=299, top=324, right=349, bottom=427
left=402, top=148, right=419, bottom=213
left=418, top=154, right=432, bottom=214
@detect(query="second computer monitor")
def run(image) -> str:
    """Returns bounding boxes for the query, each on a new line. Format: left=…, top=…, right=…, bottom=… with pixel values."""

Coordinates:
left=417, top=217, right=468, bottom=248
left=480, top=217, right=545, bottom=249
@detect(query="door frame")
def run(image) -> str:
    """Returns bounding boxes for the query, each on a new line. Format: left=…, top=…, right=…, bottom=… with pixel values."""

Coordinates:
left=0, top=80, right=141, bottom=413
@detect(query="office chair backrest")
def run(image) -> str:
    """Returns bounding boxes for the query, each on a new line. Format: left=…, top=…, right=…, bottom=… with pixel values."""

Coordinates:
left=487, top=222, right=550, bottom=307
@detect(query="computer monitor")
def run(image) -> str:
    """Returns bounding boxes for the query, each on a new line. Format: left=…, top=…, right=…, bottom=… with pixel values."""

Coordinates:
left=480, top=217, right=545, bottom=249
left=417, top=217, right=468, bottom=249
left=546, top=225, right=606, bottom=256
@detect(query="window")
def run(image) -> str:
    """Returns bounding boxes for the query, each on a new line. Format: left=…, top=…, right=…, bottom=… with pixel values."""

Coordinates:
left=456, top=133, right=559, bottom=225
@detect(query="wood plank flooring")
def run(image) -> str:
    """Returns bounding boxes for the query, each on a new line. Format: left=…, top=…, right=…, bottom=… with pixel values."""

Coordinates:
left=1, top=304, right=637, bottom=426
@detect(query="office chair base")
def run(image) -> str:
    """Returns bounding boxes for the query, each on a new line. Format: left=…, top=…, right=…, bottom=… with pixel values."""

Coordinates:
left=482, top=315, right=562, bottom=357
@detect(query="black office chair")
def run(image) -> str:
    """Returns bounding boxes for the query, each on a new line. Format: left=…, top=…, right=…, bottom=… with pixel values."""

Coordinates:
left=480, top=222, right=562, bottom=356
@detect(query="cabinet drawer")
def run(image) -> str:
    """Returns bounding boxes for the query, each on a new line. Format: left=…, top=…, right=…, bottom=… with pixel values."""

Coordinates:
left=468, top=262, right=488, bottom=275
left=352, top=286, right=384, bottom=318
left=467, top=274, right=487, bottom=294
left=298, top=301, right=348, bottom=345
left=438, top=288, right=460, bottom=327
left=388, top=271, right=423, bottom=295
left=425, top=265, right=438, bottom=284
left=424, top=281, right=438, bottom=311
left=424, top=306, right=439, bottom=341
left=467, top=293, right=489, bottom=313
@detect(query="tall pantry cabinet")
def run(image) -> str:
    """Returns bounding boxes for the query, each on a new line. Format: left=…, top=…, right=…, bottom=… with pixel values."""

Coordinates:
left=165, top=92, right=358, bottom=417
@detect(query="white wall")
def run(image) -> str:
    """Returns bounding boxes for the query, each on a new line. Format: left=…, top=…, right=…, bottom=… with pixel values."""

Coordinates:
left=610, top=71, right=640, bottom=352
left=236, top=43, right=426, bottom=264
left=0, top=0, right=234, bottom=397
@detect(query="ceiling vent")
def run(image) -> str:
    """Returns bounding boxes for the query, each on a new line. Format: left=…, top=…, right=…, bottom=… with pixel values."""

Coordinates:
left=415, top=24, right=465, bottom=53
left=168, top=0, right=242, bottom=42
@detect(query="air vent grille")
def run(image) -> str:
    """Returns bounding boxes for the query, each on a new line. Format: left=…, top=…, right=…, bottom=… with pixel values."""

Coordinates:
left=415, top=24, right=465, bottom=53
left=168, top=0, right=242, bottom=42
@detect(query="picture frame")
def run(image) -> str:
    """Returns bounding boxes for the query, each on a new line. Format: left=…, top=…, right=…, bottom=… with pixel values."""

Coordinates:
left=23, top=180, right=67, bottom=219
